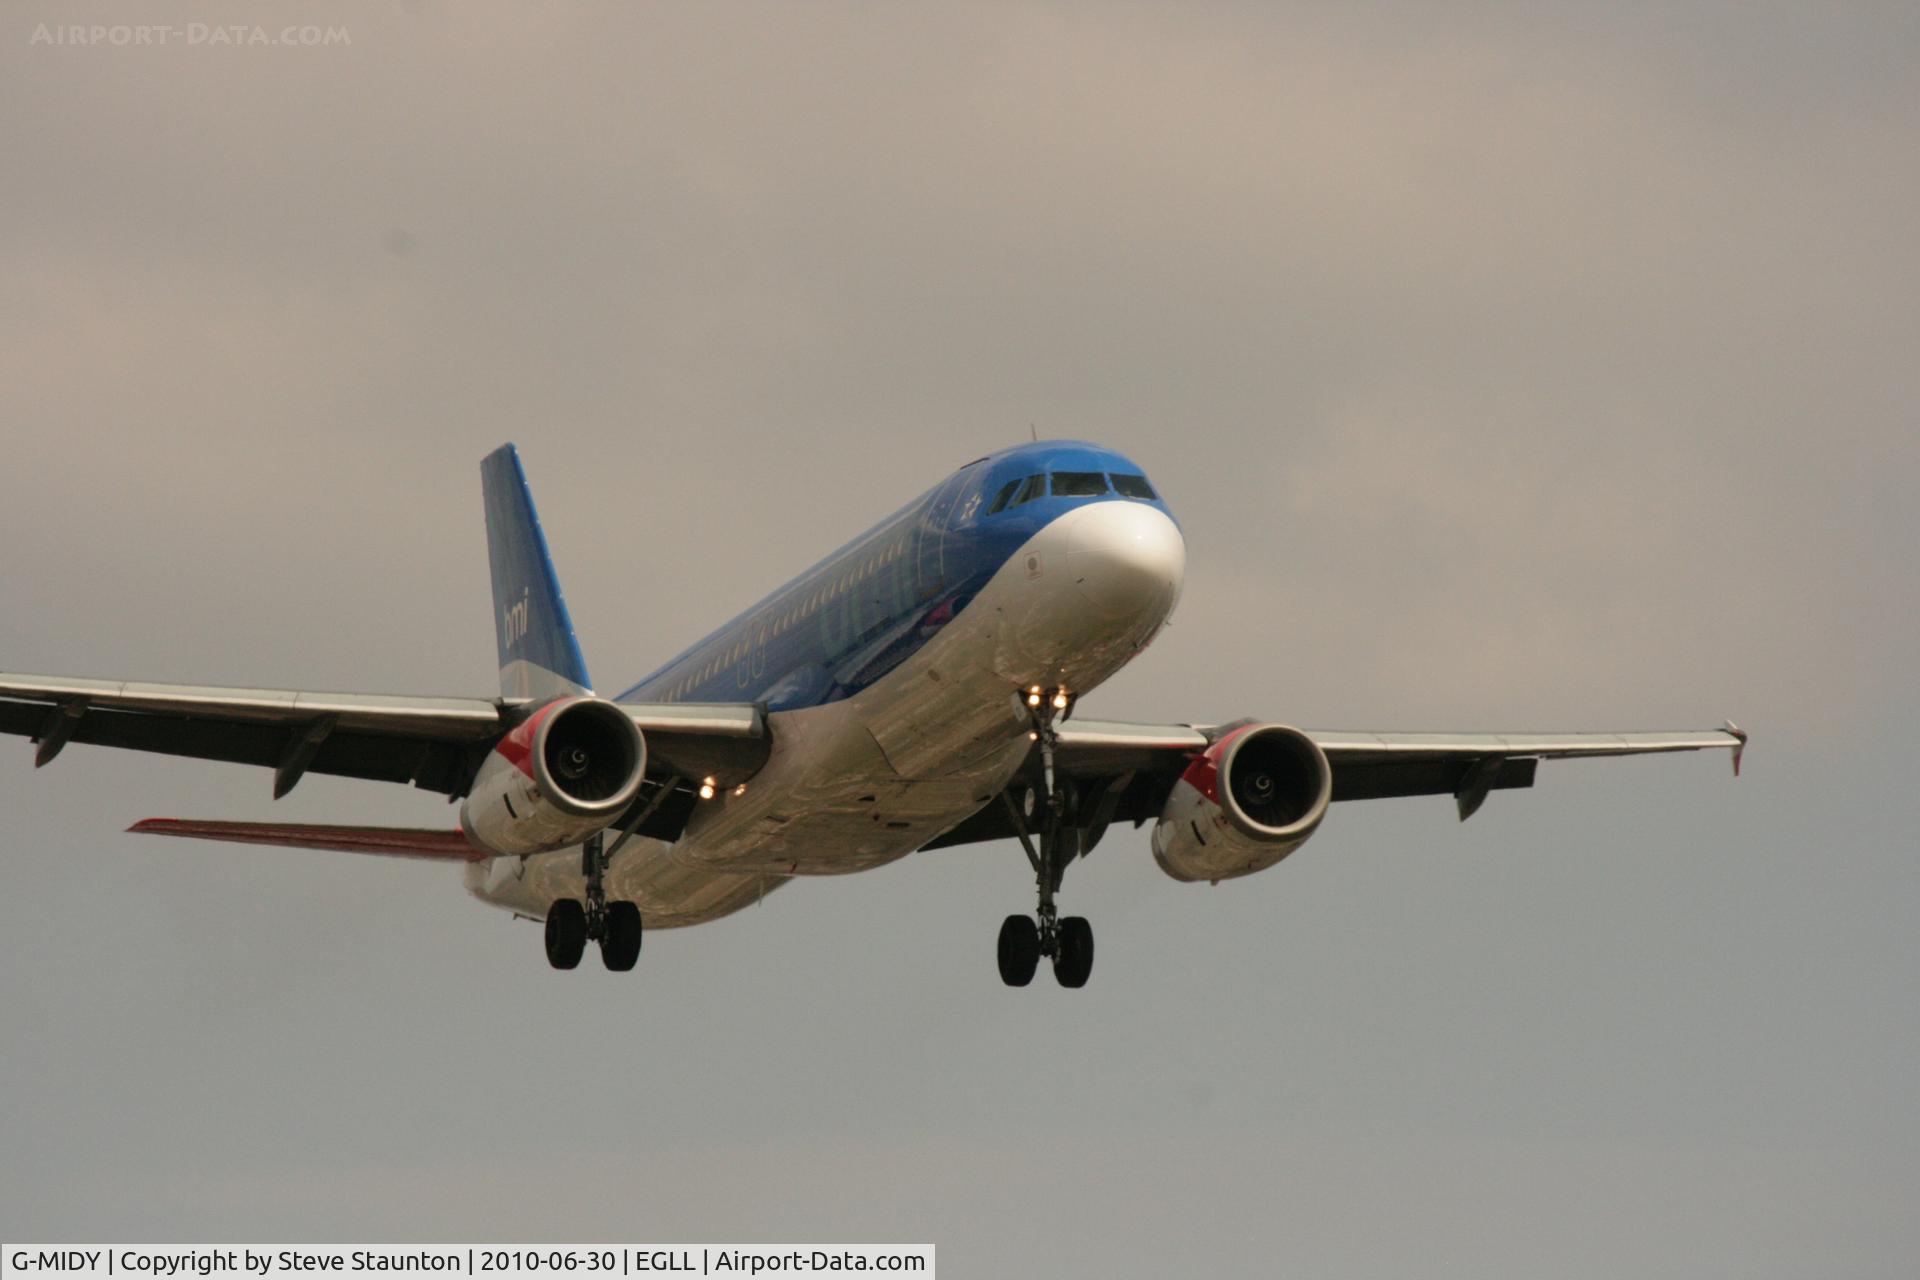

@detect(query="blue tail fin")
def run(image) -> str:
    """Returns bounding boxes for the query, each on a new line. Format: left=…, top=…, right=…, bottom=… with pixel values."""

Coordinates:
left=480, top=444, right=593, bottom=699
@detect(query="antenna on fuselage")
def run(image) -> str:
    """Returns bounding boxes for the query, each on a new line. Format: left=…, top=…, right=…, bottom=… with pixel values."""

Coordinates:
left=1029, top=422, right=1037, bottom=443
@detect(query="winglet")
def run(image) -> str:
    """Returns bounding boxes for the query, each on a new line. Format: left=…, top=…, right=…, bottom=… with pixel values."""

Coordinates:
left=480, top=444, right=593, bottom=699
left=1724, top=720, right=1747, bottom=777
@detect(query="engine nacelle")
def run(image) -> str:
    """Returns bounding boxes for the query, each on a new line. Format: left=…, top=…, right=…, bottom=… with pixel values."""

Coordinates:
left=460, top=697, right=647, bottom=857
left=1152, top=723, right=1332, bottom=882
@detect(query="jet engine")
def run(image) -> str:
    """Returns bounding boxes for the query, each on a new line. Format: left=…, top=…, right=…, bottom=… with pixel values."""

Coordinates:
left=461, top=697, right=647, bottom=857
left=1151, top=723, right=1332, bottom=882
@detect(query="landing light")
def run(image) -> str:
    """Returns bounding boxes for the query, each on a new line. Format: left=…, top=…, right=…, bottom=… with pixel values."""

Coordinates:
left=1052, top=691, right=1070, bottom=711
left=698, top=777, right=717, bottom=801
left=732, top=783, right=748, bottom=797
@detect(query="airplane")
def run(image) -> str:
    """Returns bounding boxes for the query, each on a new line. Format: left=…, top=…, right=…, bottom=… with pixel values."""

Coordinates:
left=1, top=441, right=1745, bottom=987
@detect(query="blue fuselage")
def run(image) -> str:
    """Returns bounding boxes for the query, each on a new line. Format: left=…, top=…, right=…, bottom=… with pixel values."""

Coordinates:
left=617, top=441, right=1175, bottom=712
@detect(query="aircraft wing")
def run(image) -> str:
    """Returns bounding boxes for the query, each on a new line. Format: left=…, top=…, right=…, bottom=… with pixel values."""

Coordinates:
left=127, top=818, right=483, bottom=861
left=0, top=671, right=770, bottom=804
left=921, top=718, right=1746, bottom=851
left=0, top=671, right=506, bottom=797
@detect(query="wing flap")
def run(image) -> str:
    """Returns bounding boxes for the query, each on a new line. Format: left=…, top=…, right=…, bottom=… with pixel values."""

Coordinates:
left=1328, top=754, right=1539, bottom=803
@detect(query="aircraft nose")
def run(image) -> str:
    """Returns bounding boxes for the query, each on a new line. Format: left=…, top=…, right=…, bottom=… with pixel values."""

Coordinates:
left=1064, top=499, right=1186, bottom=620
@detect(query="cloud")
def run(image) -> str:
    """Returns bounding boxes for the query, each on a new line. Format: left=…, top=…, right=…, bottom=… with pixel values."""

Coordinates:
left=4, top=3, right=1912, bottom=734
left=3, top=5, right=1917, bottom=1268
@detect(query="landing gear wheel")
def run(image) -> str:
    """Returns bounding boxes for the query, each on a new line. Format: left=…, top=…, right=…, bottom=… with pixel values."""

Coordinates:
left=1053, top=915, right=1094, bottom=988
left=996, top=685, right=1104, bottom=990
left=544, top=899, right=587, bottom=970
left=600, top=901, right=643, bottom=972
left=997, top=914, right=1040, bottom=987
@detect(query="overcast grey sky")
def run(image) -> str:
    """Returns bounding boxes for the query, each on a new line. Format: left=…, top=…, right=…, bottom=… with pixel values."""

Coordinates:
left=3, top=3, right=1916, bottom=1274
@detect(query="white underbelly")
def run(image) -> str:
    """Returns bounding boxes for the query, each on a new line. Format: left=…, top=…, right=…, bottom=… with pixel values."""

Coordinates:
left=667, top=663, right=1031, bottom=876
left=463, top=839, right=785, bottom=930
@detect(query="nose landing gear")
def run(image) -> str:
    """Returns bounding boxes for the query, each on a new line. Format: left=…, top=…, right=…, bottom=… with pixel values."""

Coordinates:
left=997, top=686, right=1096, bottom=989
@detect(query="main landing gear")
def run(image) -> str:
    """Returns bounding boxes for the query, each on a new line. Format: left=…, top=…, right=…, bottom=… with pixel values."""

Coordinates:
left=997, top=685, right=1095, bottom=989
left=544, top=831, right=643, bottom=971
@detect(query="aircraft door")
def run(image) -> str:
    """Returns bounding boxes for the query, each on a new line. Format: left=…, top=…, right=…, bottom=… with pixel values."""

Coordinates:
left=914, top=465, right=978, bottom=600
left=737, top=610, right=772, bottom=690
left=750, top=611, right=770, bottom=680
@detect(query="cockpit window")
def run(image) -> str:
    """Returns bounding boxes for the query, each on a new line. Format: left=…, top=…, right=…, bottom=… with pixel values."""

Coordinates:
left=1010, top=474, right=1047, bottom=507
left=987, top=479, right=1020, bottom=515
left=1051, top=472, right=1109, bottom=497
left=1110, top=473, right=1157, bottom=500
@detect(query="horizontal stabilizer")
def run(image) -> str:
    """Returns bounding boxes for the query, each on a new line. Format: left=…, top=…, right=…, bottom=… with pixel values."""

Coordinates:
left=129, top=818, right=481, bottom=861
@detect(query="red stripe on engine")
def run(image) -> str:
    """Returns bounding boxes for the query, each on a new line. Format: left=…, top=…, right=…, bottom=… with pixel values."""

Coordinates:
left=494, top=699, right=566, bottom=778
left=1179, top=724, right=1256, bottom=805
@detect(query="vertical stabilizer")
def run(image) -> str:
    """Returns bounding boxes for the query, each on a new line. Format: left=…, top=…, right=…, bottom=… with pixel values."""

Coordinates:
left=480, top=444, right=593, bottom=699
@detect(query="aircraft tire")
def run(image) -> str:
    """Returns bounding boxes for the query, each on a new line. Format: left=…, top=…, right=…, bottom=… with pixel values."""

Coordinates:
left=1053, top=916, right=1094, bottom=988
left=545, top=899, right=587, bottom=969
left=600, top=901, right=643, bottom=971
left=997, top=914, right=1040, bottom=987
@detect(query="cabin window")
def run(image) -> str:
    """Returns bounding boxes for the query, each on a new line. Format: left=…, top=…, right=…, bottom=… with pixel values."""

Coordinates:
left=1051, top=471, right=1109, bottom=497
left=1111, top=473, right=1157, bottom=500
